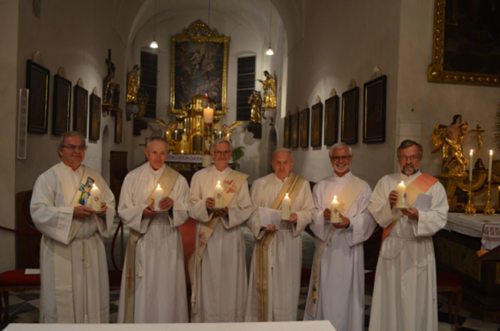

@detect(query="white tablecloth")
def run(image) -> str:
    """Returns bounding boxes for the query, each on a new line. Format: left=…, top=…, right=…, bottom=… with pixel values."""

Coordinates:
left=446, top=212, right=500, bottom=238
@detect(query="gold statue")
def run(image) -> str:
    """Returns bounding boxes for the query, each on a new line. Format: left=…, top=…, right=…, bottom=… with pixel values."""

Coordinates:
left=432, top=114, right=469, bottom=177
left=258, top=70, right=277, bottom=109
left=221, top=121, right=243, bottom=142
left=248, top=90, right=262, bottom=123
left=126, top=65, right=140, bottom=104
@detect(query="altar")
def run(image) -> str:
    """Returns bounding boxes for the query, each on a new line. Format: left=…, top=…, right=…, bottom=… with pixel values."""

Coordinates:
left=435, top=212, right=500, bottom=322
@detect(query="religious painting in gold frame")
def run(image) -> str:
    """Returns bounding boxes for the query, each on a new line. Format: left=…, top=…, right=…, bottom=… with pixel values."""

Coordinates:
left=428, top=0, right=500, bottom=87
left=170, top=20, right=230, bottom=113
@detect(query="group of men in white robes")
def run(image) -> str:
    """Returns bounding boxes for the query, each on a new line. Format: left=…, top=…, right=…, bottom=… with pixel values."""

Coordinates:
left=30, top=133, right=448, bottom=331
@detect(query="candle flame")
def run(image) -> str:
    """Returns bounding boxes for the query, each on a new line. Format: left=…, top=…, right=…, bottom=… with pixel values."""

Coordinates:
left=332, top=195, right=338, bottom=203
left=490, top=149, right=493, bottom=156
left=470, top=149, right=474, bottom=156
left=156, top=183, right=162, bottom=190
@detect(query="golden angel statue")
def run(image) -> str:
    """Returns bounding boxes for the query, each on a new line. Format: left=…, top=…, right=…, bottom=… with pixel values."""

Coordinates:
left=248, top=90, right=262, bottom=124
left=221, top=121, right=243, bottom=142
left=432, top=114, right=469, bottom=177
left=126, top=65, right=140, bottom=104
left=258, top=70, right=277, bottom=109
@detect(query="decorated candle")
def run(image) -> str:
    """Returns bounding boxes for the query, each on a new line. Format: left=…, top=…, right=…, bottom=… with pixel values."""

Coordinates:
left=396, top=180, right=407, bottom=209
left=281, top=193, right=291, bottom=220
left=88, top=184, right=102, bottom=211
left=330, top=195, right=341, bottom=223
left=153, top=183, right=164, bottom=211
left=215, top=180, right=224, bottom=208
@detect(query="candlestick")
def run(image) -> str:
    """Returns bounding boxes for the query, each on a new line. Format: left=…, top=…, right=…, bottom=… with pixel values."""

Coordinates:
left=215, top=180, right=224, bottom=208
left=484, top=180, right=495, bottom=215
left=464, top=180, right=476, bottom=215
left=87, top=184, right=102, bottom=211
left=395, top=180, right=407, bottom=209
left=281, top=193, right=291, bottom=220
left=469, top=149, right=474, bottom=183
left=153, top=183, right=164, bottom=211
left=330, top=195, right=341, bottom=224
left=488, top=149, right=493, bottom=183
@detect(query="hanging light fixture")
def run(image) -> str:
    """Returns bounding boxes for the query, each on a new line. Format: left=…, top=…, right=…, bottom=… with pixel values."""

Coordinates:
left=265, top=0, right=274, bottom=56
left=149, top=0, right=159, bottom=49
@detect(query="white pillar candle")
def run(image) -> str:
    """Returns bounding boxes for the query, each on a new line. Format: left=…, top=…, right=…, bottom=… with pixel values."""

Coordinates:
left=469, top=149, right=474, bottom=182
left=281, top=193, right=291, bottom=220
left=330, top=195, right=341, bottom=223
left=153, top=183, right=164, bottom=211
left=396, top=180, right=407, bottom=208
left=215, top=180, right=224, bottom=208
left=488, top=149, right=493, bottom=183
left=87, top=184, right=102, bottom=211
left=203, top=106, right=214, bottom=124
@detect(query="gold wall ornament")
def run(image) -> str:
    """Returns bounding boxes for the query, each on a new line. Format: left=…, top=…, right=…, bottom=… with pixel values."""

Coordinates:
left=169, top=20, right=230, bottom=116
left=427, top=0, right=500, bottom=87
left=258, top=70, right=277, bottom=109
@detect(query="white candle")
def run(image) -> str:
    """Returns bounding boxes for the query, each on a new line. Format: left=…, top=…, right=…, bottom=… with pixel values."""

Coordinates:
left=203, top=106, right=214, bottom=124
left=469, top=149, right=474, bottom=182
left=396, top=180, right=407, bottom=208
left=153, top=183, right=164, bottom=211
left=281, top=193, right=291, bottom=220
left=488, top=149, right=493, bottom=183
left=87, top=184, right=102, bottom=211
left=330, top=195, right=341, bottom=223
left=215, top=180, right=224, bottom=208
left=218, top=130, right=222, bottom=139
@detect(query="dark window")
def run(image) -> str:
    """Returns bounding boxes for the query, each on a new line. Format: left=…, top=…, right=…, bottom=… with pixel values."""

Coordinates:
left=236, top=56, right=256, bottom=121
left=140, top=51, right=158, bottom=119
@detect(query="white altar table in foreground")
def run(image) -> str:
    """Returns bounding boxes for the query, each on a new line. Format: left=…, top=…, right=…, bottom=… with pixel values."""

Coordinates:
left=5, top=321, right=336, bottom=331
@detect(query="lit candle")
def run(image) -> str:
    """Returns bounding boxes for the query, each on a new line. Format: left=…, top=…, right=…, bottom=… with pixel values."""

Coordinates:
left=215, top=180, right=224, bottom=208
left=281, top=193, right=291, bottom=220
left=181, top=149, right=184, bottom=154
left=488, top=149, right=493, bottom=183
left=203, top=106, right=214, bottom=124
left=396, top=180, right=407, bottom=209
left=153, top=183, right=164, bottom=211
left=330, top=195, right=341, bottom=223
left=87, top=184, right=102, bottom=211
left=469, top=149, right=474, bottom=182
left=218, top=130, right=222, bottom=139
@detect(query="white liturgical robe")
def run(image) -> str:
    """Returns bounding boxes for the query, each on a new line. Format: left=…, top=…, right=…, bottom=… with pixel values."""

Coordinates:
left=304, top=172, right=375, bottom=331
left=245, top=173, right=314, bottom=321
left=188, top=166, right=254, bottom=322
left=368, top=171, right=448, bottom=331
left=117, top=163, right=189, bottom=323
left=30, top=162, right=116, bottom=323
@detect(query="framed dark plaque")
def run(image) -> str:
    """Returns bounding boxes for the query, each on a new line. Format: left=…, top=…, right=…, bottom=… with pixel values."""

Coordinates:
left=311, top=102, right=323, bottom=148
left=363, top=75, right=386, bottom=143
left=89, top=93, right=101, bottom=141
left=73, top=85, right=88, bottom=137
left=26, top=60, right=50, bottom=134
left=341, top=87, right=359, bottom=145
left=299, top=108, right=310, bottom=148
left=324, top=95, right=339, bottom=146
left=52, top=75, right=71, bottom=136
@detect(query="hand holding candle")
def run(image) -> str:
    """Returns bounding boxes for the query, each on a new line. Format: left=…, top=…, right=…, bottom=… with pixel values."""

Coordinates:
left=215, top=180, right=224, bottom=208
left=330, top=195, right=341, bottom=223
left=281, top=193, right=291, bottom=220
left=396, top=180, right=407, bottom=209
left=153, top=183, right=164, bottom=211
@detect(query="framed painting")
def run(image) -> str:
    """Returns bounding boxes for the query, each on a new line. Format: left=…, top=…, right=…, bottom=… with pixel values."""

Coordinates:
left=341, top=87, right=359, bottom=145
left=363, top=75, right=387, bottom=143
left=311, top=102, right=323, bottom=148
left=26, top=60, right=50, bottom=134
left=170, top=20, right=230, bottom=113
left=299, top=108, right=310, bottom=148
left=324, top=95, right=339, bottom=146
left=283, top=114, right=290, bottom=148
left=89, top=93, right=101, bottom=142
left=73, top=85, right=88, bottom=138
left=52, top=75, right=71, bottom=136
left=428, top=0, right=500, bottom=86
left=115, top=110, right=123, bottom=144
left=290, top=112, right=299, bottom=149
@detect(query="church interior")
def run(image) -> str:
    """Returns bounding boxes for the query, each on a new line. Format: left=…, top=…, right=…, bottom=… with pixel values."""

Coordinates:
left=1, top=0, right=500, bottom=329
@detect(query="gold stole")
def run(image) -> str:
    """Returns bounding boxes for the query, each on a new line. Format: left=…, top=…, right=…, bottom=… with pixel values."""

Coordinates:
left=53, top=166, right=96, bottom=322
left=305, top=175, right=365, bottom=319
left=123, top=166, right=179, bottom=323
left=189, top=170, right=248, bottom=315
left=381, top=172, right=437, bottom=241
left=255, top=173, right=305, bottom=321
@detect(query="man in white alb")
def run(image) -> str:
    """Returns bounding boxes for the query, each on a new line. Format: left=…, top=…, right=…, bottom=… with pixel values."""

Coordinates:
left=30, top=131, right=115, bottom=323
left=188, top=139, right=254, bottom=322
left=245, top=148, right=314, bottom=321
left=117, top=137, right=189, bottom=323
left=304, top=142, right=376, bottom=331
left=368, top=139, right=449, bottom=331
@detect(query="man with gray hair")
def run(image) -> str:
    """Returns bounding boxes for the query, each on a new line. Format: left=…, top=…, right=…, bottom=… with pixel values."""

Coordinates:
left=245, top=148, right=314, bottom=321
left=368, top=139, right=448, bottom=331
left=304, top=142, right=375, bottom=331
left=30, top=131, right=116, bottom=323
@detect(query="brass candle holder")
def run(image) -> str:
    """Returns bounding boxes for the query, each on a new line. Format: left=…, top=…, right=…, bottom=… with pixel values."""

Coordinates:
left=483, top=181, right=495, bottom=215
left=464, top=181, right=476, bottom=215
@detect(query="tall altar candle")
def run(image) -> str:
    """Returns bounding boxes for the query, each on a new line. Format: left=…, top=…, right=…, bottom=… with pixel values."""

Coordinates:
left=469, top=149, right=474, bottom=182
left=281, top=193, right=291, bottom=220
left=488, top=149, right=493, bottom=183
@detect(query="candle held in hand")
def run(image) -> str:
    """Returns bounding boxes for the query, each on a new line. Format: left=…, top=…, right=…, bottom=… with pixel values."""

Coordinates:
left=281, top=193, right=291, bottom=220
left=87, top=184, right=102, bottom=211
left=153, top=183, right=164, bottom=211
left=396, top=180, right=407, bottom=209
left=215, top=180, right=224, bottom=208
left=330, top=195, right=341, bottom=224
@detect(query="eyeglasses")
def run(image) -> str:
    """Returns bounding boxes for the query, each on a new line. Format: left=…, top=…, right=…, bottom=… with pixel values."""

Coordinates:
left=62, top=144, right=87, bottom=152
left=332, top=155, right=351, bottom=161
left=399, top=155, right=420, bottom=162
left=213, top=151, right=231, bottom=156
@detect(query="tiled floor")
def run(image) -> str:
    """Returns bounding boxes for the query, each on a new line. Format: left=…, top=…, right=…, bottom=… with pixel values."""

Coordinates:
left=2, top=288, right=500, bottom=330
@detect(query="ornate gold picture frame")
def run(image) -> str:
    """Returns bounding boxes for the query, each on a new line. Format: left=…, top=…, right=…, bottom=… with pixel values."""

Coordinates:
left=170, top=20, right=230, bottom=114
left=428, top=0, right=500, bottom=87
